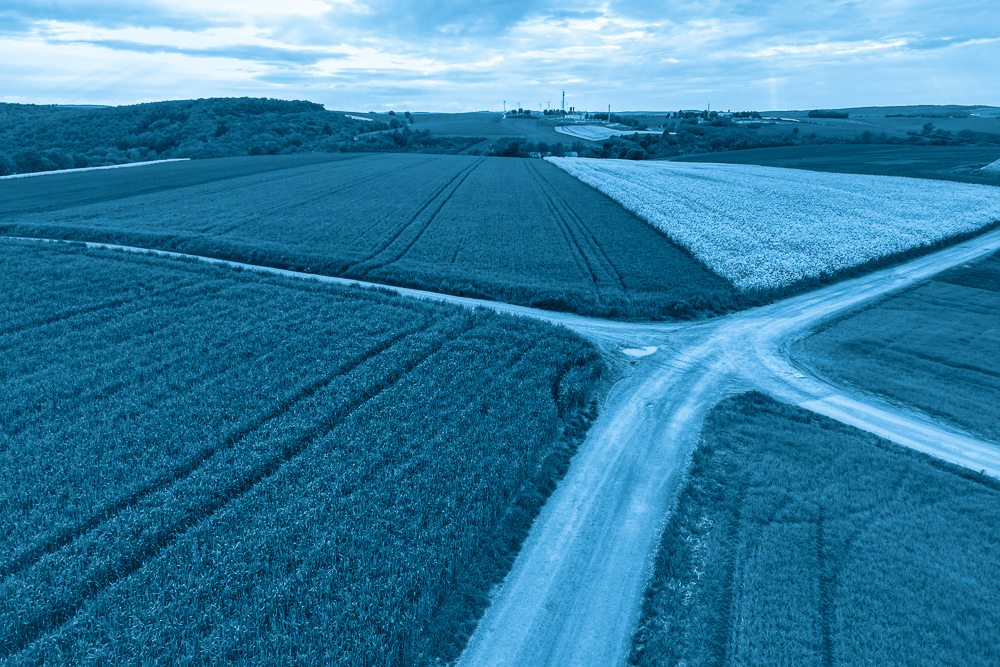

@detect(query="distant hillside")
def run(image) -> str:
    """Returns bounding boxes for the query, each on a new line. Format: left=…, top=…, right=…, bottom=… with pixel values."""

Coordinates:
left=0, top=98, right=478, bottom=175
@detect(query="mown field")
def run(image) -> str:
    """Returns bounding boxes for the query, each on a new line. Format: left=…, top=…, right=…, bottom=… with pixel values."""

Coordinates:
left=797, top=249, right=1000, bottom=442
left=0, top=239, right=604, bottom=666
left=0, top=154, right=736, bottom=319
left=631, top=393, right=1000, bottom=667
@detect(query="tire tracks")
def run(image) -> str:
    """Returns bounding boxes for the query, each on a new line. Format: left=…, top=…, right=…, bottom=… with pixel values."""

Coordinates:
left=341, top=158, right=483, bottom=277
left=530, top=162, right=628, bottom=293
left=363, top=158, right=487, bottom=276
left=199, top=156, right=443, bottom=235
left=523, top=161, right=602, bottom=294
left=8, top=228, right=1000, bottom=667
left=0, top=278, right=209, bottom=340
left=1, top=315, right=479, bottom=659
left=0, top=317, right=434, bottom=585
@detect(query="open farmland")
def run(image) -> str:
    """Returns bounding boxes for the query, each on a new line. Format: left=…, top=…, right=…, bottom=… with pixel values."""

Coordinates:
left=0, top=153, right=736, bottom=319
left=673, top=144, right=1000, bottom=186
left=631, top=393, right=1000, bottom=667
left=796, top=248, right=1000, bottom=441
left=0, top=239, right=604, bottom=666
left=754, top=104, right=1000, bottom=142
left=0, top=153, right=359, bottom=217
left=411, top=112, right=578, bottom=147
left=549, top=156, right=1000, bottom=293
left=554, top=125, right=661, bottom=142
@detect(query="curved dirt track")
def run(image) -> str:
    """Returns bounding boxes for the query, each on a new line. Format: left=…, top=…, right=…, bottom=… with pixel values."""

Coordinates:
left=11, top=230, right=1000, bottom=666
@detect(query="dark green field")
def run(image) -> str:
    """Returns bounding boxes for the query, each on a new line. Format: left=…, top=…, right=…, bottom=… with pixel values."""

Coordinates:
left=795, top=249, right=1000, bottom=442
left=411, top=112, right=578, bottom=147
left=674, top=144, right=1000, bottom=185
left=0, top=239, right=603, bottom=665
left=0, top=153, right=355, bottom=216
left=631, top=393, right=1000, bottom=667
left=0, top=153, right=737, bottom=319
left=756, top=105, right=1000, bottom=142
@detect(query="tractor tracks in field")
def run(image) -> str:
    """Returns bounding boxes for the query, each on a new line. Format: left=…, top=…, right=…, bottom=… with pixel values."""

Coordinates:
left=0, top=315, right=488, bottom=658
left=0, top=278, right=212, bottom=341
left=525, top=161, right=628, bottom=297
left=341, top=158, right=486, bottom=278
left=6, top=230, right=1000, bottom=665
left=197, top=155, right=446, bottom=237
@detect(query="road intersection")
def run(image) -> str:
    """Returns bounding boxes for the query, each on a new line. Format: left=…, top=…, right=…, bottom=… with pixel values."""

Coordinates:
left=18, top=228, right=1000, bottom=667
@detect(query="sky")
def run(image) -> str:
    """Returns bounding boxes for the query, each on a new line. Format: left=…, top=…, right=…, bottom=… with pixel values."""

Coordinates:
left=2, top=0, right=998, bottom=112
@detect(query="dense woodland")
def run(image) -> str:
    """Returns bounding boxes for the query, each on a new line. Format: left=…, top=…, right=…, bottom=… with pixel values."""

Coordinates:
left=0, top=98, right=478, bottom=175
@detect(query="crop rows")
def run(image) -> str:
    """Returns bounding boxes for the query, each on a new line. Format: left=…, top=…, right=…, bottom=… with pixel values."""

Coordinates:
left=549, top=156, right=1000, bottom=293
left=0, top=153, right=736, bottom=319
left=0, top=240, right=603, bottom=665
left=631, top=393, right=1000, bottom=667
left=799, top=248, right=1000, bottom=442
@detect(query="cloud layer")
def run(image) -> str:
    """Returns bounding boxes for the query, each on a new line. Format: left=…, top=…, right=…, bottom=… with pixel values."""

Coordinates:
left=2, top=0, right=998, bottom=110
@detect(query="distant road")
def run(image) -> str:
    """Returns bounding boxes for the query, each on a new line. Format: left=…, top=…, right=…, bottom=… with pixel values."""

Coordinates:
left=10, top=225, right=1000, bottom=667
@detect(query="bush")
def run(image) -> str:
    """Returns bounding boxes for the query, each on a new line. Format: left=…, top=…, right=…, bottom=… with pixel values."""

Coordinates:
left=808, top=109, right=849, bottom=119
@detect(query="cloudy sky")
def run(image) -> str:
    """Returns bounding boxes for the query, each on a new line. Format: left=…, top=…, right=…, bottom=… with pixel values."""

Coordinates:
left=2, top=0, right=998, bottom=112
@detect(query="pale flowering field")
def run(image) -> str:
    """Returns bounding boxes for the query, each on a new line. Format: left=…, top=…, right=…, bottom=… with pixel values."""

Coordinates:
left=548, top=157, right=1000, bottom=291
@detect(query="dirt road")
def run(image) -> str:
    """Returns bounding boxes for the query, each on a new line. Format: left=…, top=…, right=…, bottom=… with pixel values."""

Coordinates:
left=12, top=229, right=1000, bottom=666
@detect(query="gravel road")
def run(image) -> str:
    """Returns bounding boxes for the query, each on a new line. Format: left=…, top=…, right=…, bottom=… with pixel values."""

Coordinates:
left=12, top=229, right=1000, bottom=667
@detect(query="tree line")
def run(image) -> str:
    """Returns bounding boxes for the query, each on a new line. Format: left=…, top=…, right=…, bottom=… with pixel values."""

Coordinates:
left=0, top=98, right=472, bottom=175
left=477, top=115, right=1000, bottom=161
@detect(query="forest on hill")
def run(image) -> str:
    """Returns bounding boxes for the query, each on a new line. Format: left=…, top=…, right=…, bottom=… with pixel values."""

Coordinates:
left=0, top=98, right=479, bottom=175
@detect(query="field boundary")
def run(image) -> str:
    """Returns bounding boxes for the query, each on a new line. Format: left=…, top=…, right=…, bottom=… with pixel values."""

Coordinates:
left=0, top=159, right=191, bottom=180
